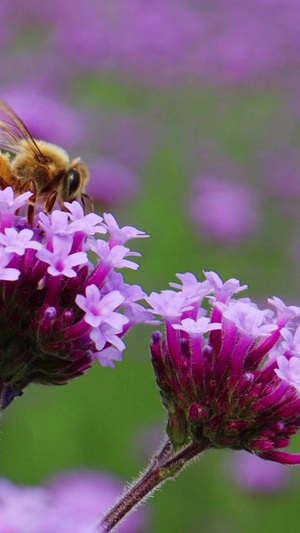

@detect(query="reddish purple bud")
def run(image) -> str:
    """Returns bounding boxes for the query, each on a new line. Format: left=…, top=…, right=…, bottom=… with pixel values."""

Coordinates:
left=225, top=420, right=250, bottom=432
left=188, top=404, right=209, bottom=422
left=250, top=440, right=274, bottom=452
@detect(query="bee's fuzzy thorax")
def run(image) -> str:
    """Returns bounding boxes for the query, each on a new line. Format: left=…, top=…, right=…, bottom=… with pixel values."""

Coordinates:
left=23, top=139, right=70, bottom=168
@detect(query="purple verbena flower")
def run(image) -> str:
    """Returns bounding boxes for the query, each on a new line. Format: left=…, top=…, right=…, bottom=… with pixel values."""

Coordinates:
left=64, top=201, right=106, bottom=236
left=103, top=271, right=158, bottom=331
left=89, top=240, right=141, bottom=270
left=38, top=210, right=73, bottom=238
left=204, top=271, right=248, bottom=300
left=36, top=235, right=88, bottom=278
left=94, top=346, right=123, bottom=369
left=76, top=285, right=125, bottom=329
left=146, top=290, right=194, bottom=322
left=90, top=323, right=126, bottom=353
left=102, top=213, right=149, bottom=247
left=76, top=285, right=128, bottom=352
left=281, top=326, right=300, bottom=354
left=173, top=317, right=222, bottom=336
left=169, top=272, right=213, bottom=303
left=0, top=227, right=42, bottom=255
left=0, top=188, right=149, bottom=408
left=148, top=271, right=300, bottom=464
left=275, top=356, right=300, bottom=391
left=0, top=249, right=20, bottom=281
left=219, top=301, right=278, bottom=337
left=0, top=188, right=32, bottom=231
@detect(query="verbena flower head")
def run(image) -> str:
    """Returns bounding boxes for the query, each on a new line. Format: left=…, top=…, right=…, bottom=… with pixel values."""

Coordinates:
left=147, top=271, right=300, bottom=464
left=0, top=188, right=151, bottom=409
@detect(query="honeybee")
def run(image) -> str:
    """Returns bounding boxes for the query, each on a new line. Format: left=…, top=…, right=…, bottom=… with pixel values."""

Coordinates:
left=0, top=98, right=93, bottom=224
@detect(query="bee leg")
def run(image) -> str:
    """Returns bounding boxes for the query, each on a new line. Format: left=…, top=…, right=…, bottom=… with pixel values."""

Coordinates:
left=0, top=177, right=9, bottom=190
left=19, top=179, right=37, bottom=226
left=27, top=204, right=35, bottom=227
left=44, top=191, right=58, bottom=214
left=19, top=178, right=37, bottom=202
left=81, top=192, right=94, bottom=213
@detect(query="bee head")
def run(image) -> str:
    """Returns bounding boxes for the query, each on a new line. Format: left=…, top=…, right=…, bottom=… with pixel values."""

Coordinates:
left=64, top=158, right=89, bottom=201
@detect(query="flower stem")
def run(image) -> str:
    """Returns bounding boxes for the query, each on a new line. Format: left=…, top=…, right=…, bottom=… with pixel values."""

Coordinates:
left=99, top=438, right=209, bottom=532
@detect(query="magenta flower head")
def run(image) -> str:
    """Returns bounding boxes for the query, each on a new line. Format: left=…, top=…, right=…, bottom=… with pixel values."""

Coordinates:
left=0, top=188, right=151, bottom=410
left=147, top=271, right=300, bottom=465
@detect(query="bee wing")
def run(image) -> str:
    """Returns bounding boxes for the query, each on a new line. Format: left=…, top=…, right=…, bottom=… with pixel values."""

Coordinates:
left=0, top=98, right=47, bottom=162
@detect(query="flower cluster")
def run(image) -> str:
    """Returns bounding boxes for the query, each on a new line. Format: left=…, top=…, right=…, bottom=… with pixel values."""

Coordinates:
left=0, top=188, right=151, bottom=409
left=147, top=271, right=300, bottom=464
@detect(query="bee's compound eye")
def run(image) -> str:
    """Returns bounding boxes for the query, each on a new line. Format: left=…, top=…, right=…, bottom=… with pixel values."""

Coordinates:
left=67, top=168, right=81, bottom=197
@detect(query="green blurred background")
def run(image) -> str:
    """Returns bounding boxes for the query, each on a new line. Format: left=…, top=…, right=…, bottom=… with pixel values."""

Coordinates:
left=2, top=2, right=300, bottom=532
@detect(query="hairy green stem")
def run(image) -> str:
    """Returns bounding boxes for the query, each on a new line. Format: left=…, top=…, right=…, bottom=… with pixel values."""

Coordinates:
left=99, top=438, right=209, bottom=532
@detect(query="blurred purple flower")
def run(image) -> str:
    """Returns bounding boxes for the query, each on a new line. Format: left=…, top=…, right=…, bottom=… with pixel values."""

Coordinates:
left=0, top=471, right=148, bottom=532
left=52, top=0, right=300, bottom=86
left=185, top=140, right=244, bottom=179
left=2, top=87, right=87, bottom=149
left=190, top=176, right=260, bottom=244
left=197, top=2, right=284, bottom=85
left=0, top=50, right=74, bottom=94
left=91, top=114, right=154, bottom=171
left=48, top=470, right=147, bottom=532
left=5, top=0, right=60, bottom=24
left=0, top=4, right=15, bottom=49
left=195, top=0, right=300, bottom=85
left=0, top=478, right=52, bottom=532
left=3, top=0, right=300, bottom=89
left=87, top=158, right=140, bottom=205
left=53, top=0, right=201, bottom=84
left=224, top=450, right=293, bottom=493
left=259, top=148, right=300, bottom=198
